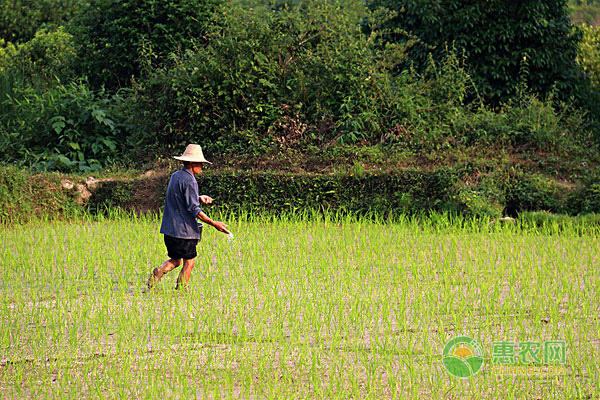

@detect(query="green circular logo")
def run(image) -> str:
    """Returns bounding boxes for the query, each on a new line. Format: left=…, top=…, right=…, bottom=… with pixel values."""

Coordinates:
left=442, top=336, right=485, bottom=378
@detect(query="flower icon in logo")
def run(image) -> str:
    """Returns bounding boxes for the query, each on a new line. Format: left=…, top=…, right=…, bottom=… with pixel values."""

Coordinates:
left=442, top=336, right=485, bottom=378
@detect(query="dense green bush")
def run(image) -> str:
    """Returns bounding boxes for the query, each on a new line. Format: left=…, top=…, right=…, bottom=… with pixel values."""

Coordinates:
left=506, top=173, right=563, bottom=214
left=129, top=0, right=396, bottom=153
left=128, top=1, right=491, bottom=156
left=3, top=160, right=600, bottom=223
left=367, top=0, right=582, bottom=104
left=127, top=0, right=591, bottom=158
left=0, top=80, right=131, bottom=172
left=0, top=0, right=86, bottom=43
left=563, top=167, right=600, bottom=213
left=85, top=165, right=600, bottom=219
left=449, top=177, right=506, bottom=219
left=69, top=0, right=222, bottom=89
left=0, top=164, right=32, bottom=223
left=483, top=93, right=587, bottom=150
left=88, top=180, right=133, bottom=214
left=0, top=26, right=136, bottom=173
left=89, top=168, right=461, bottom=216
left=578, top=24, right=600, bottom=89
left=0, top=28, right=78, bottom=122
left=0, top=0, right=595, bottom=191
left=0, top=27, right=76, bottom=84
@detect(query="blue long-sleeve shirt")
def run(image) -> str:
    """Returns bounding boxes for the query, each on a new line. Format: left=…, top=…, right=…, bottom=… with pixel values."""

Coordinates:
left=160, top=168, right=203, bottom=239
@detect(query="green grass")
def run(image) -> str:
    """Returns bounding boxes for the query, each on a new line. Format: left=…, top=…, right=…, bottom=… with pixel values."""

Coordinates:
left=0, top=212, right=598, bottom=398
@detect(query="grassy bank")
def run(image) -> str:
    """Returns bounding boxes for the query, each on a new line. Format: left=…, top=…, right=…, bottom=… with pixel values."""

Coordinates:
left=2, top=160, right=600, bottom=226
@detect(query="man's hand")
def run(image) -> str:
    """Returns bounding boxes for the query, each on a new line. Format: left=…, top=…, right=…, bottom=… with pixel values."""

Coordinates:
left=212, top=221, right=230, bottom=234
left=197, top=211, right=230, bottom=235
left=199, top=195, right=213, bottom=204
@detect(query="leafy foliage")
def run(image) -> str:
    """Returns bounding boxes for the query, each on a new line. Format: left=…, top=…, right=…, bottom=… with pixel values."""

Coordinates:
left=367, top=0, right=583, bottom=104
left=0, top=0, right=86, bottom=43
left=0, top=27, right=76, bottom=84
left=84, top=165, right=600, bottom=219
left=129, top=0, right=393, bottom=152
left=0, top=0, right=596, bottom=182
left=69, top=0, right=222, bottom=90
left=578, top=24, right=600, bottom=89
left=0, top=80, right=131, bottom=172
left=128, top=1, right=497, bottom=155
left=569, top=0, right=600, bottom=25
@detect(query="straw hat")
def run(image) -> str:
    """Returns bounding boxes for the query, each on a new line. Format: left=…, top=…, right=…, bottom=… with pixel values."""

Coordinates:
left=173, top=144, right=212, bottom=164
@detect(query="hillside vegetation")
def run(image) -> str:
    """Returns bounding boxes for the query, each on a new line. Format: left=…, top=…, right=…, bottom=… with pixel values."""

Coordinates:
left=570, top=0, right=600, bottom=25
left=1, top=0, right=600, bottom=220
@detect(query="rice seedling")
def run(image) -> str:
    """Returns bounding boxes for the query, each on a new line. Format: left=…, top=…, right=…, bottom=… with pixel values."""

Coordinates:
left=0, top=212, right=598, bottom=398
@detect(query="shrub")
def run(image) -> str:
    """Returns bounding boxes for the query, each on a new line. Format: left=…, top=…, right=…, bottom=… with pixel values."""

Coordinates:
left=0, top=80, right=132, bottom=172
left=0, top=0, right=86, bottom=44
left=563, top=167, right=600, bottom=213
left=496, top=93, right=584, bottom=150
left=0, top=27, right=76, bottom=83
left=88, top=180, right=133, bottom=214
left=87, top=168, right=461, bottom=217
left=569, top=182, right=600, bottom=213
left=578, top=24, right=600, bottom=90
left=129, top=10, right=593, bottom=157
left=129, top=0, right=393, bottom=152
left=0, top=38, right=16, bottom=65
left=128, top=1, right=487, bottom=156
left=448, top=87, right=591, bottom=151
left=505, top=173, right=563, bottom=214
left=449, top=172, right=508, bottom=219
left=69, top=0, right=223, bottom=90
left=367, top=0, right=582, bottom=104
left=0, top=28, right=78, bottom=117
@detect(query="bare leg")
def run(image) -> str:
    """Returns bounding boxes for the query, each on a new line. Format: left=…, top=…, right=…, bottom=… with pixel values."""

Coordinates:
left=175, top=258, right=196, bottom=290
left=147, top=258, right=182, bottom=289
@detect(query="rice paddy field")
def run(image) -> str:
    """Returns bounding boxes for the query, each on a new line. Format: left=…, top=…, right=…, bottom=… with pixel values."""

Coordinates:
left=0, top=212, right=599, bottom=399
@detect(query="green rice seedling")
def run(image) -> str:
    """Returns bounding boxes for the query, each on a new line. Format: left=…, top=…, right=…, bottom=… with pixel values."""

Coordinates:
left=0, top=212, right=598, bottom=398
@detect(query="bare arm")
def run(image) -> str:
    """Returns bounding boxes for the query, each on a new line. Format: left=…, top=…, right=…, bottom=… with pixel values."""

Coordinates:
left=197, top=211, right=230, bottom=234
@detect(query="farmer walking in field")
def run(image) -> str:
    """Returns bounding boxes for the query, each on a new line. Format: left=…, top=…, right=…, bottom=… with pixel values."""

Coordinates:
left=147, top=144, right=230, bottom=290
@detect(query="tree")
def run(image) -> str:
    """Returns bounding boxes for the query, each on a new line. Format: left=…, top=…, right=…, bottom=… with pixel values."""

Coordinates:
left=367, top=0, right=582, bottom=103
left=0, top=0, right=86, bottom=43
left=69, top=0, right=222, bottom=90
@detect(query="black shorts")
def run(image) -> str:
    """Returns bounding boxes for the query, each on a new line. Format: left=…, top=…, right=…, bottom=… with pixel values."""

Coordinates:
left=164, top=235, right=198, bottom=260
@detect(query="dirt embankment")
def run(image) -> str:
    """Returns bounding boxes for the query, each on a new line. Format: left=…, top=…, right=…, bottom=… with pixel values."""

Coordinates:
left=60, top=170, right=170, bottom=215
